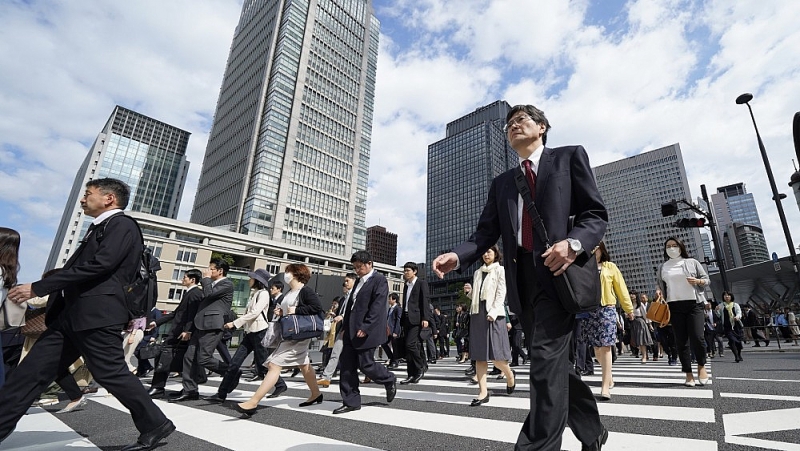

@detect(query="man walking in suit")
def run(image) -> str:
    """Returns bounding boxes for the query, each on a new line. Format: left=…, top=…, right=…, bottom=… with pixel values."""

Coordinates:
left=399, top=262, right=430, bottom=384
left=433, top=104, right=609, bottom=451
left=2, top=178, right=174, bottom=450
left=381, top=293, right=402, bottom=368
left=316, top=273, right=357, bottom=387
left=171, top=258, right=233, bottom=402
left=146, top=269, right=204, bottom=398
left=333, top=251, right=397, bottom=414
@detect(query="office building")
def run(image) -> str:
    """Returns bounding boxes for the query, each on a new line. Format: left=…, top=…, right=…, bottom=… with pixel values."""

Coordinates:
left=190, top=0, right=380, bottom=259
left=722, top=222, right=770, bottom=268
left=594, top=143, right=703, bottom=295
left=710, top=183, right=768, bottom=268
left=426, top=100, right=518, bottom=315
left=46, top=106, right=190, bottom=270
left=366, top=225, right=397, bottom=265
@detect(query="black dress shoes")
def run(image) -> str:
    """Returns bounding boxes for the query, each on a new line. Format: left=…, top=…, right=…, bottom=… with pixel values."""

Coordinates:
left=202, top=393, right=226, bottom=403
left=120, top=419, right=176, bottom=451
left=386, top=381, right=397, bottom=403
left=267, top=386, right=288, bottom=398
left=332, top=405, right=361, bottom=414
left=507, top=370, right=517, bottom=395
left=399, top=377, right=414, bottom=385
left=147, top=388, right=165, bottom=398
left=582, top=427, right=609, bottom=451
left=168, top=391, right=199, bottom=403
left=470, top=393, right=490, bottom=406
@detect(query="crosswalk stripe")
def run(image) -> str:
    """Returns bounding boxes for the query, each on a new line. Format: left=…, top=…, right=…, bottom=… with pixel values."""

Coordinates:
left=6, top=407, right=99, bottom=450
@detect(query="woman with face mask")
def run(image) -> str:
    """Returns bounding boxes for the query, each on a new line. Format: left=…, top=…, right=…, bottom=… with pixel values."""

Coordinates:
left=656, top=237, right=710, bottom=387
left=235, top=263, right=324, bottom=416
left=717, top=291, right=744, bottom=362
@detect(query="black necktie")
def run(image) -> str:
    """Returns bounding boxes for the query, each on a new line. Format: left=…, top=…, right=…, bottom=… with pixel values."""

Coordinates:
left=521, top=160, right=537, bottom=251
left=81, top=223, right=97, bottom=244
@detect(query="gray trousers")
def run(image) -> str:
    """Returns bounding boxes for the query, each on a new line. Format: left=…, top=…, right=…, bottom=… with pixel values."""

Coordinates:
left=182, top=329, right=228, bottom=392
left=322, top=335, right=344, bottom=380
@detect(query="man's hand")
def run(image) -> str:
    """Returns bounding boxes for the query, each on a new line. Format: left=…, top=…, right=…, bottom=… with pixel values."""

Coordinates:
left=146, top=321, right=157, bottom=331
left=542, top=240, right=576, bottom=276
left=223, top=322, right=235, bottom=330
left=432, top=253, right=458, bottom=279
left=421, top=320, right=429, bottom=329
left=356, top=329, right=366, bottom=338
left=7, top=284, right=36, bottom=304
left=179, top=332, right=191, bottom=341
left=202, top=268, right=212, bottom=278
left=507, top=322, right=512, bottom=331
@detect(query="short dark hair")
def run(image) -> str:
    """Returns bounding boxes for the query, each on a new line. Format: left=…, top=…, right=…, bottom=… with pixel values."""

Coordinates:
left=209, top=258, right=229, bottom=275
left=185, top=269, right=202, bottom=284
left=270, top=280, right=284, bottom=291
left=485, top=245, right=502, bottom=264
left=86, top=178, right=130, bottom=209
left=389, top=293, right=399, bottom=301
left=403, top=262, right=418, bottom=273
left=663, top=236, right=689, bottom=260
left=350, top=250, right=373, bottom=265
left=596, top=241, right=611, bottom=263
left=722, top=291, right=735, bottom=302
left=507, top=104, right=551, bottom=145
left=285, top=263, right=312, bottom=284
left=344, top=272, right=358, bottom=281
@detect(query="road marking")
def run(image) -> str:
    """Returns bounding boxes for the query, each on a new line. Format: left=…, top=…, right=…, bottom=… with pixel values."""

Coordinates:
left=723, top=408, right=800, bottom=450
left=5, top=407, right=99, bottom=450
left=721, top=393, right=800, bottom=402
left=716, top=377, right=800, bottom=383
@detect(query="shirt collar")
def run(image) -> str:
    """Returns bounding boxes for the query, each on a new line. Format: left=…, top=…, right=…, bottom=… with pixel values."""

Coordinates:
left=518, top=145, right=545, bottom=172
left=92, top=208, right=123, bottom=225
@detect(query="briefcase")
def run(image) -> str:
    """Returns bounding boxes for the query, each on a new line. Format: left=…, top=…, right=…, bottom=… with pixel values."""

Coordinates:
left=136, top=342, right=163, bottom=360
left=552, top=248, right=602, bottom=314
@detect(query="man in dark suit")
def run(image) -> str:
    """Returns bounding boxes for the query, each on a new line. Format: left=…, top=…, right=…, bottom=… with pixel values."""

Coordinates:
left=399, top=262, right=430, bottom=384
left=333, top=251, right=397, bottom=414
left=171, top=258, right=233, bottom=402
left=433, top=104, right=609, bottom=451
left=2, top=178, right=174, bottom=450
left=146, top=268, right=204, bottom=398
left=381, top=292, right=402, bottom=368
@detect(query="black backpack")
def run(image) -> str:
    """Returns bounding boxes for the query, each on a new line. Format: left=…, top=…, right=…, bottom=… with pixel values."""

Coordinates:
left=95, top=214, right=159, bottom=318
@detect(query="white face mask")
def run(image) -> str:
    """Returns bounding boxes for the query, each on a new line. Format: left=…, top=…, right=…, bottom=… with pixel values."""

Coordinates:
left=666, top=247, right=681, bottom=259
left=283, top=272, right=294, bottom=284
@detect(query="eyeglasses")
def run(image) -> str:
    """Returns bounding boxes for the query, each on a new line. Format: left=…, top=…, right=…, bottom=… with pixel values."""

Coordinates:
left=503, top=115, right=532, bottom=132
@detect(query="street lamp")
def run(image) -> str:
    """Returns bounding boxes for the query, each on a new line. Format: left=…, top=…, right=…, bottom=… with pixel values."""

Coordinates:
left=735, top=93, right=800, bottom=284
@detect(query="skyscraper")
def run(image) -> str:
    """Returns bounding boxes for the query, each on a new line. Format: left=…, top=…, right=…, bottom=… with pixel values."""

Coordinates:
left=593, top=143, right=703, bottom=295
left=46, top=106, right=190, bottom=270
left=710, top=183, right=768, bottom=268
left=190, top=0, right=380, bottom=258
left=426, top=100, right=517, bottom=314
left=366, top=225, right=397, bottom=266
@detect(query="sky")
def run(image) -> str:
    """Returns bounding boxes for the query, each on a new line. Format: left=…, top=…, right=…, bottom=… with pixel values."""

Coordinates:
left=2, top=0, right=800, bottom=283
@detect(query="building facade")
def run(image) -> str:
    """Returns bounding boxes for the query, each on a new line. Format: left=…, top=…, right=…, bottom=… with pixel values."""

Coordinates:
left=190, top=0, right=380, bottom=259
left=594, top=143, right=704, bottom=296
left=129, top=212, right=403, bottom=314
left=366, top=225, right=397, bottom=266
left=46, top=106, right=190, bottom=270
left=710, top=183, right=768, bottom=268
left=425, top=100, right=518, bottom=315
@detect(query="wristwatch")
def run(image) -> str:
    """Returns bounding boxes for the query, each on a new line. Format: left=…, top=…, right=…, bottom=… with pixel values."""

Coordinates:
left=566, top=238, right=583, bottom=254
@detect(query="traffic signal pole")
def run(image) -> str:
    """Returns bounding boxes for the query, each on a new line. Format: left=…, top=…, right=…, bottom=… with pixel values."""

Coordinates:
left=701, top=184, right=730, bottom=292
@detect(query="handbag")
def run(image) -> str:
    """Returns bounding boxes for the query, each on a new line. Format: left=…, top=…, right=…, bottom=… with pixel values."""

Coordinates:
left=324, top=317, right=332, bottom=333
left=279, top=313, right=324, bottom=341
left=646, top=298, right=671, bottom=326
left=261, top=321, right=282, bottom=348
left=513, top=170, right=601, bottom=314
left=136, top=341, right=163, bottom=360
left=1, top=297, right=27, bottom=331
left=21, top=308, right=47, bottom=338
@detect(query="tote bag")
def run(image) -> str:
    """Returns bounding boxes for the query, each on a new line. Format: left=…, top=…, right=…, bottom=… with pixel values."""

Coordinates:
left=646, top=298, right=671, bottom=326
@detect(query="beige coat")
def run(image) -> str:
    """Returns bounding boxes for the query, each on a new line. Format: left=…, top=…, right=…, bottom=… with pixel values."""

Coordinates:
left=232, top=289, right=271, bottom=333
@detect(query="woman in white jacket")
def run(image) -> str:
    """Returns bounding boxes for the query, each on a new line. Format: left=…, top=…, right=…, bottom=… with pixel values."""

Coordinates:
left=467, top=245, right=515, bottom=406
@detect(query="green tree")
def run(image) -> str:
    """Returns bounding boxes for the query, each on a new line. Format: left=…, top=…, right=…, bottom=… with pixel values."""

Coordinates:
left=211, top=252, right=235, bottom=267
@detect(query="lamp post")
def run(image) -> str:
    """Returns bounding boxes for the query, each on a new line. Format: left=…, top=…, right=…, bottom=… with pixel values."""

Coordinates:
left=736, top=93, right=800, bottom=284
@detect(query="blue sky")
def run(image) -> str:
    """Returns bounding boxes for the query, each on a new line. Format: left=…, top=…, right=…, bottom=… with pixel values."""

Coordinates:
left=2, top=0, right=800, bottom=283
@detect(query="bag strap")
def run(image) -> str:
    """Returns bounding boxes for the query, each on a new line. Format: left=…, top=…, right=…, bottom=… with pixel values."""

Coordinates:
left=513, top=169, right=552, bottom=248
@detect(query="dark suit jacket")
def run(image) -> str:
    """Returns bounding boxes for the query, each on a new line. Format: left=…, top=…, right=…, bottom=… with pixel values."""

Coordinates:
left=268, top=294, right=284, bottom=322
left=346, top=271, right=389, bottom=350
left=33, top=212, right=141, bottom=331
left=452, top=145, right=607, bottom=317
left=192, top=277, right=233, bottom=331
left=157, top=285, right=202, bottom=343
left=402, top=278, right=430, bottom=325
left=387, top=304, right=402, bottom=336
left=291, top=285, right=324, bottom=317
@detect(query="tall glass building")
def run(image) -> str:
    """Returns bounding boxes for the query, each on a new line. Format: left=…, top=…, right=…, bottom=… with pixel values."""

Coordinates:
left=710, top=183, right=768, bottom=267
left=593, top=143, right=703, bottom=296
left=46, top=106, right=190, bottom=270
left=190, top=0, right=379, bottom=258
left=426, top=100, right=517, bottom=314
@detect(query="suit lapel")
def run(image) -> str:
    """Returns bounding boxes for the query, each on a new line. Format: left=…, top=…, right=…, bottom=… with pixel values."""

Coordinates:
left=535, top=147, right=555, bottom=202
left=501, top=172, right=519, bottom=236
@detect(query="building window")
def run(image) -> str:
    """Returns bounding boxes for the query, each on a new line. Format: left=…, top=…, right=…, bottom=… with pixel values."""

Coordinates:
left=176, top=247, right=197, bottom=263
